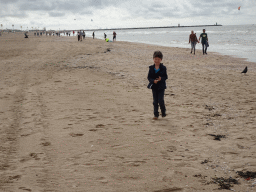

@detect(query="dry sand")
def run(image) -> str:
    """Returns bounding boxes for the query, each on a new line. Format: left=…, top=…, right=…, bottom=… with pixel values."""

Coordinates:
left=0, top=32, right=256, bottom=192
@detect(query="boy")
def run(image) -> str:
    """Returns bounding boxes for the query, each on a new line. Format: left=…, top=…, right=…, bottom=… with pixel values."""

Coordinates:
left=147, top=51, right=168, bottom=120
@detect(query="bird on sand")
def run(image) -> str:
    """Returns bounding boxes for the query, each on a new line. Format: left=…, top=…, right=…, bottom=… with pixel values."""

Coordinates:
left=241, top=66, right=247, bottom=74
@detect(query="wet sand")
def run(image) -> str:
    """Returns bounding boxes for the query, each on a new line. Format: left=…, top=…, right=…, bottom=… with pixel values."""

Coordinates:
left=0, top=32, right=256, bottom=192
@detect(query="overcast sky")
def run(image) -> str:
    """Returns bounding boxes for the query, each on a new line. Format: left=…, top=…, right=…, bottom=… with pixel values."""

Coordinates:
left=0, top=0, right=255, bottom=30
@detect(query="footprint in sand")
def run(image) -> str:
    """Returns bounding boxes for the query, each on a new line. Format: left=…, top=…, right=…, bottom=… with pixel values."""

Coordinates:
left=8, top=175, right=22, bottom=182
left=88, top=124, right=106, bottom=131
left=123, top=160, right=146, bottom=167
left=167, top=146, right=177, bottom=152
left=69, top=132, right=84, bottom=137
left=18, top=187, right=32, bottom=191
left=96, top=124, right=105, bottom=128
left=41, top=141, right=51, bottom=146
left=154, top=187, right=183, bottom=192
left=29, top=153, right=41, bottom=160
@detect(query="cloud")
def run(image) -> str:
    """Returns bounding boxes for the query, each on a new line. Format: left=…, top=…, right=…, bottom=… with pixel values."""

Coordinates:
left=0, top=0, right=255, bottom=29
left=48, top=12, right=66, bottom=17
left=0, top=0, right=19, bottom=4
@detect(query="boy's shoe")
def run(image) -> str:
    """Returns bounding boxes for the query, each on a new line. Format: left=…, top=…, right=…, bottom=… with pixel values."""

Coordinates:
left=162, top=113, right=167, bottom=118
left=153, top=116, right=158, bottom=120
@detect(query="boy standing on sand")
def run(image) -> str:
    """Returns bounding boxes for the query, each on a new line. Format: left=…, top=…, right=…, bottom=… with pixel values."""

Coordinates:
left=147, top=51, right=168, bottom=120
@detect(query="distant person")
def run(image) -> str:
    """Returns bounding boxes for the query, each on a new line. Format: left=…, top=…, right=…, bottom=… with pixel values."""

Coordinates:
left=79, top=30, right=82, bottom=41
left=147, top=51, right=168, bottom=120
left=73, top=31, right=75, bottom=36
left=113, top=31, right=116, bottom=41
left=24, top=32, right=28, bottom=38
left=189, top=30, right=199, bottom=54
left=105, top=38, right=109, bottom=42
left=77, top=31, right=80, bottom=41
left=104, top=33, right=107, bottom=39
left=92, top=31, right=95, bottom=39
left=199, top=29, right=208, bottom=55
left=83, top=31, right=85, bottom=39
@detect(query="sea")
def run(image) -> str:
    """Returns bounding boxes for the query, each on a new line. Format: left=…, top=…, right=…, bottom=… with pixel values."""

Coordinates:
left=86, top=24, right=256, bottom=63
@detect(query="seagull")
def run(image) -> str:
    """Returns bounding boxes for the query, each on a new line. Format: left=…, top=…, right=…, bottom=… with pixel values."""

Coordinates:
left=241, top=66, right=247, bottom=74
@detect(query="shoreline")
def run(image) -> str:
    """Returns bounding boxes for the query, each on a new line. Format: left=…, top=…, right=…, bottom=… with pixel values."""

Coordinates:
left=0, top=34, right=256, bottom=192
left=87, top=34, right=256, bottom=64
left=95, top=36, right=256, bottom=66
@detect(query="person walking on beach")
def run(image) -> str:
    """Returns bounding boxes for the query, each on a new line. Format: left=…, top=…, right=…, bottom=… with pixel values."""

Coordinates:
left=147, top=51, right=168, bottom=120
left=199, top=29, right=208, bottom=55
left=189, top=30, right=199, bottom=54
left=77, top=31, right=81, bottom=41
left=113, top=31, right=116, bottom=41
left=73, top=31, right=75, bottom=36
left=92, top=31, right=95, bottom=39
left=83, top=31, right=85, bottom=39
left=79, top=30, right=82, bottom=41
left=104, top=33, right=107, bottom=39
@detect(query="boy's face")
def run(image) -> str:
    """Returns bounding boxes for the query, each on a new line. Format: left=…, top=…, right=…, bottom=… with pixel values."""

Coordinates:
left=153, top=57, right=162, bottom=65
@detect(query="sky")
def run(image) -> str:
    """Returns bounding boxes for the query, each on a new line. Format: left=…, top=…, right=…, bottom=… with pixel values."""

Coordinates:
left=0, top=0, right=255, bottom=30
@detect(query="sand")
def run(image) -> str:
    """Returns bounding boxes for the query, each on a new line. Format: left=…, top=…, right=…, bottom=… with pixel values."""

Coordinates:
left=0, top=32, right=256, bottom=192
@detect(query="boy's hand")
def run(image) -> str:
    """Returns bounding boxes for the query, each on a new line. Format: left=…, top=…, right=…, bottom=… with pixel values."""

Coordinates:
left=154, top=80, right=158, bottom=84
left=158, top=76, right=161, bottom=81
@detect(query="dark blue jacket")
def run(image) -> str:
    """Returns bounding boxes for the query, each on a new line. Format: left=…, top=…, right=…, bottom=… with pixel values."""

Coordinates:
left=147, top=63, right=168, bottom=90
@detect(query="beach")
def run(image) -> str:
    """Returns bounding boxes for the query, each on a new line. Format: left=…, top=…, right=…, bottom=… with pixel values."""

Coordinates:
left=0, top=32, right=256, bottom=192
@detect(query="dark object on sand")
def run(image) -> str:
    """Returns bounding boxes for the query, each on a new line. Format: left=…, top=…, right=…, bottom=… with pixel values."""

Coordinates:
left=208, top=134, right=226, bottom=141
left=201, top=159, right=209, bottom=164
left=24, top=33, right=28, bottom=38
left=205, top=105, right=214, bottom=111
left=104, top=48, right=111, bottom=53
left=241, top=66, right=247, bottom=74
left=237, top=171, right=256, bottom=179
left=211, top=177, right=239, bottom=190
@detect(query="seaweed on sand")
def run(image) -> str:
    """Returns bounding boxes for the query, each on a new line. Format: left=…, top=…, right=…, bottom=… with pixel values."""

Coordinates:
left=210, top=176, right=239, bottom=190
left=237, top=171, right=256, bottom=180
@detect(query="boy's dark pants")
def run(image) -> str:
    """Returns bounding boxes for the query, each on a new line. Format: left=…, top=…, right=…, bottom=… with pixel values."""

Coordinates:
left=152, top=89, right=166, bottom=117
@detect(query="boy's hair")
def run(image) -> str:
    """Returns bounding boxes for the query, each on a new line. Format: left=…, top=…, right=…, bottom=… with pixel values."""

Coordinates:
left=153, top=51, right=163, bottom=59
